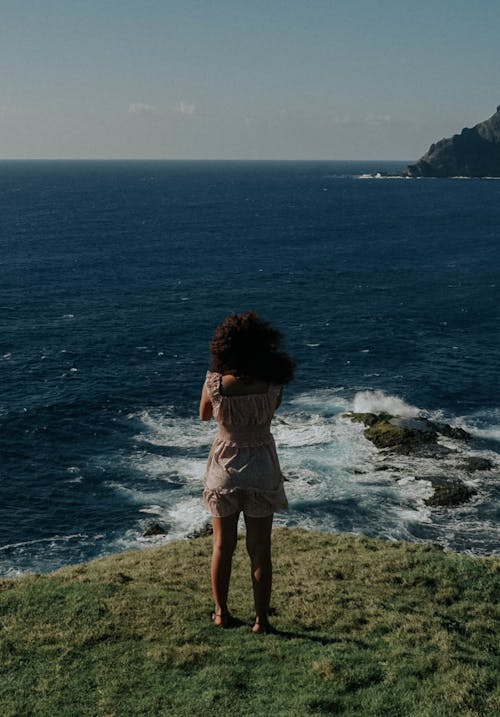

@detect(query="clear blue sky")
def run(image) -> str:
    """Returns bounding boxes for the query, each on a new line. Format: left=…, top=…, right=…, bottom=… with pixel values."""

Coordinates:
left=1, top=0, right=499, bottom=159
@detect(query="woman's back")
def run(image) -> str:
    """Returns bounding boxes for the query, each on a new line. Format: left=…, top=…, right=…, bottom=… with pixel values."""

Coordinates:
left=206, top=371, right=280, bottom=430
left=220, top=374, right=269, bottom=396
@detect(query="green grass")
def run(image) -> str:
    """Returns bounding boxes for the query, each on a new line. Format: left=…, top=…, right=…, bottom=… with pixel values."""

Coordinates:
left=1, top=529, right=498, bottom=716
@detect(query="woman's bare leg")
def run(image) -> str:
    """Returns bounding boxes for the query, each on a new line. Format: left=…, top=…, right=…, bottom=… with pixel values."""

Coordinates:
left=211, top=512, right=239, bottom=624
left=244, top=513, right=274, bottom=632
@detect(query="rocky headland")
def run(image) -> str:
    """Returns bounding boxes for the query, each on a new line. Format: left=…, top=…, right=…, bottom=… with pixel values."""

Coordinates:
left=406, top=105, right=500, bottom=177
left=345, top=412, right=494, bottom=507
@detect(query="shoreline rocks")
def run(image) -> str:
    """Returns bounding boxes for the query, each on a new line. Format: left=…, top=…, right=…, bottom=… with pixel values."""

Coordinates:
left=143, top=522, right=214, bottom=540
left=423, top=477, right=477, bottom=507
left=345, top=412, right=470, bottom=455
left=143, top=522, right=168, bottom=537
left=345, top=412, right=483, bottom=507
left=461, top=457, right=493, bottom=473
left=187, top=523, right=213, bottom=539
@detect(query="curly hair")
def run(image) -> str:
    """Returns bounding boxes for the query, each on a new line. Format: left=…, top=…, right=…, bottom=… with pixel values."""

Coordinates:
left=209, top=311, right=294, bottom=385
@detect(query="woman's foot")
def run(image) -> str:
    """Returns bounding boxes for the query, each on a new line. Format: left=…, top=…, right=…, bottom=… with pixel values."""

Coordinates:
left=251, top=616, right=273, bottom=634
left=211, top=609, right=231, bottom=628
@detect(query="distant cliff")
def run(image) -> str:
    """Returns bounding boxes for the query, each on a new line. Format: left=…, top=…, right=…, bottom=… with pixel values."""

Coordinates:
left=406, top=106, right=500, bottom=177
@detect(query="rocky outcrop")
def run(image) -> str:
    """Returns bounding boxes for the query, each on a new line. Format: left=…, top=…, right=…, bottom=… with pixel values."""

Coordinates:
left=406, top=106, right=500, bottom=177
left=424, top=477, right=476, bottom=507
left=346, top=412, right=478, bottom=507
left=143, top=522, right=168, bottom=537
left=187, top=523, right=213, bottom=539
left=461, top=457, right=493, bottom=472
left=346, top=413, right=469, bottom=455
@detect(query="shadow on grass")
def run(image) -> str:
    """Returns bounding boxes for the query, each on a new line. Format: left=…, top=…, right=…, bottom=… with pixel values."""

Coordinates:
left=205, top=608, right=369, bottom=646
left=270, top=629, right=369, bottom=647
left=217, top=619, right=369, bottom=647
left=207, top=614, right=348, bottom=644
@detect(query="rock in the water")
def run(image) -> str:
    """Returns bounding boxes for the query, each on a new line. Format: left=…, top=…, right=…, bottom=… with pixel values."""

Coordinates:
left=346, top=412, right=385, bottom=427
left=187, top=523, right=213, bottom=539
left=346, top=412, right=470, bottom=454
left=365, top=420, right=435, bottom=453
left=388, top=417, right=427, bottom=430
left=346, top=412, right=481, bottom=509
left=433, top=423, right=470, bottom=441
left=346, top=412, right=437, bottom=454
left=389, top=417, right=438, bottom=436
left=424, top=477, right=476, bottom=507
left=143, top=522, right=168, bottom=537
left=406, top=106, right=500, bottom=178
left=461, top=457, right=494, bottom=472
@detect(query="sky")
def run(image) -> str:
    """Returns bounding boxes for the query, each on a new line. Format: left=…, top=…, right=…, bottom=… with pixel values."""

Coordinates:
left=1, top=1, right=499, bottom=160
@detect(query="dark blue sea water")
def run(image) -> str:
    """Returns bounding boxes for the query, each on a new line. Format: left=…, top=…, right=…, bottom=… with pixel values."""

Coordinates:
left=1, top=160, right=499, bottom=576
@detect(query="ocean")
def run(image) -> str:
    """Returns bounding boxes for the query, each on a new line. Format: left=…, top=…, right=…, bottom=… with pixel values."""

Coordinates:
left=1, top=160, right=499, bottom=577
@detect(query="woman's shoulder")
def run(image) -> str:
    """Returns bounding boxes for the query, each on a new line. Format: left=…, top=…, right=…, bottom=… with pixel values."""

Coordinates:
left=220, top=374, right=279, bottom=397
left=205, top=370, right=282, bottom=399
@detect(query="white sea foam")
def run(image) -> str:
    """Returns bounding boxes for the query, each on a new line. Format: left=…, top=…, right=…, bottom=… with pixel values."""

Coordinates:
left=395, top=475, right=434, bottom=499
left=449, top=408, right=500, bottom=444
left=357, top=173, right=407, bottom=180
left=129, top=452, right=206, bottom=484
left=288, top=388, right=348, bottom=414
left=273, top=414, right=337, bottom=447
left=0, top=533, right=89, bottom=553
left=105, top=481, right=184, bottom=505
left=352, top=390, right=421, bottom=417
left=165, top=497, right=208, bottom=534
left=138, top=505, right=164, bottom=515
left=465, top=424, right=500, bottom=443
left=0, top=532, right=99, bottom=577
left=134, top=410, right=214, bottom=448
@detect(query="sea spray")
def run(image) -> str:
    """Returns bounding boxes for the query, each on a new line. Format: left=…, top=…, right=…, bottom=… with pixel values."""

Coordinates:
left=352, top=390, right=421, bottom=418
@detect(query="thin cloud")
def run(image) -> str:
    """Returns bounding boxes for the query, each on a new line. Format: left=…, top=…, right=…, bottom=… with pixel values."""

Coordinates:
left=175, top=101, right=196, bottom=116
left=128, top=102, right=156, bottom=115
left=332, top=114, right=352, bottom=125
left=365, top=113, right=392, bottom=126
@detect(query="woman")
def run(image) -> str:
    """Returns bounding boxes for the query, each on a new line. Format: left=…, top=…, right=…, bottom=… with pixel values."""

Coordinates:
left=199, top=311, right=294, bottom=633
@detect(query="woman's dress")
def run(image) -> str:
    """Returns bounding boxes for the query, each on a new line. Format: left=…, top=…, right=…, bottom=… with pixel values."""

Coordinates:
left=203, top=370, right=288, bottom=517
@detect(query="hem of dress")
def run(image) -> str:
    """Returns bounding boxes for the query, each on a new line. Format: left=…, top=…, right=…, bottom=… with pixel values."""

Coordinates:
left=203, top=485, right=288, bottom=518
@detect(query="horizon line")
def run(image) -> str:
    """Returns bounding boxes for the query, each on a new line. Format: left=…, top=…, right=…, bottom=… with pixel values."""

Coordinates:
left=0, top=157, right=412, bottom=163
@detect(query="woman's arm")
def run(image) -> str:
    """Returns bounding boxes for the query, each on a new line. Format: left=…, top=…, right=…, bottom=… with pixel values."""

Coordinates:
left=199, top=381, right=213, bottom=421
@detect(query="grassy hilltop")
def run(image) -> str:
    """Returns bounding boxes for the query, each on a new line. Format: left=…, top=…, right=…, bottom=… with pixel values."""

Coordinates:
left=0, top=529, right=498, bottom=717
